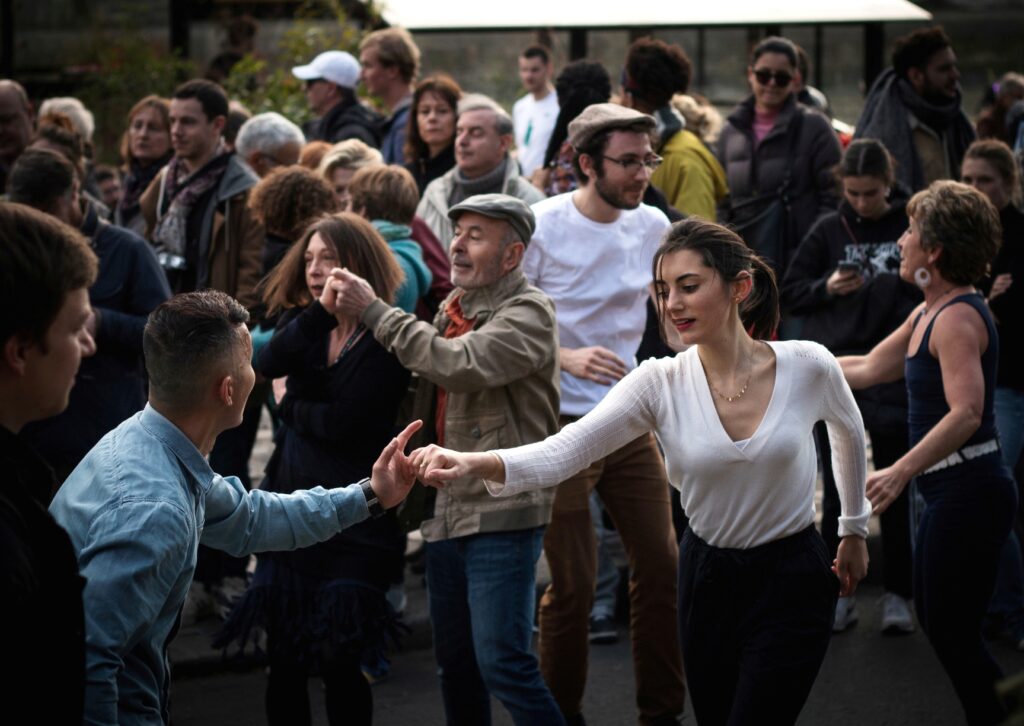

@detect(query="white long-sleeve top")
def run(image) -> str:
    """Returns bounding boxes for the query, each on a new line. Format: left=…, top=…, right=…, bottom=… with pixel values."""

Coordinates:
left=487, top=340, right=872, bottom=549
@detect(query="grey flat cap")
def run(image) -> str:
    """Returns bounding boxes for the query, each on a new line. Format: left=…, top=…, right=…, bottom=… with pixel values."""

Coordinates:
left=448, top=194, right=536, bottom=245
left=567, top=103, right=656, bottom=149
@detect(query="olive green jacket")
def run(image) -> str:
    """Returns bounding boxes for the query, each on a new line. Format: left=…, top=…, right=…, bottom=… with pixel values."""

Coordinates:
left=361, top=267, right=560, bottom=541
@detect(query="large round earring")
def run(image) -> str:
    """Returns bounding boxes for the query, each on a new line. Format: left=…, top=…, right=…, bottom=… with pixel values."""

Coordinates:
left=913, top=267, right=931, bottom=289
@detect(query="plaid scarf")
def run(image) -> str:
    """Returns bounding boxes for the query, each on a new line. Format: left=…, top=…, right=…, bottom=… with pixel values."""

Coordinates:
left=152, top=146, right=231, bottom=263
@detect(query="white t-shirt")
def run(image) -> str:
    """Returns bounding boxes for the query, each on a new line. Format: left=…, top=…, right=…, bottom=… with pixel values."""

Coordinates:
left=488, top=341, right=872, bottom=549
left=513, top=90, right=560, bottom=177
left=524, top=192, right=670, bottom=416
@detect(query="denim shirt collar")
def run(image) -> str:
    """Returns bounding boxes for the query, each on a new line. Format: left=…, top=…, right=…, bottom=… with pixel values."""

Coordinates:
left=138, top=404, right=216, bottom=493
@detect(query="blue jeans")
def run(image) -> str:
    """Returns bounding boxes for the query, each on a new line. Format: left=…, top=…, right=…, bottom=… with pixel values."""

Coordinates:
left=995, top=387, right=1024, bottom=469
left=426, top=527, right=565, bottom=726
left=988, top=387, right=1024, bottom=627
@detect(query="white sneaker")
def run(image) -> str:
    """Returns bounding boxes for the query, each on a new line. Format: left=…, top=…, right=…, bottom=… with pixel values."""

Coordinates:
left=832, top=596, right=858, bottom=633
left=879, top=592, right=915, bottom=635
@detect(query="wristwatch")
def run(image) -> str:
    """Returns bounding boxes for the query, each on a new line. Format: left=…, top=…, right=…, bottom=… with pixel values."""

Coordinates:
left=359, top=478, right=386, bottom=519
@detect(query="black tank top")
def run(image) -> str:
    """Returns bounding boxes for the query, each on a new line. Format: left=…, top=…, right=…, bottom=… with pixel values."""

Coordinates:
left=906, top=292, right=999, bottom=454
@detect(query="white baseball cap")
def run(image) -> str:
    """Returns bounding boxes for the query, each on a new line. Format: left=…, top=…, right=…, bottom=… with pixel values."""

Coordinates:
left=292, top=51, right=360, bottom=89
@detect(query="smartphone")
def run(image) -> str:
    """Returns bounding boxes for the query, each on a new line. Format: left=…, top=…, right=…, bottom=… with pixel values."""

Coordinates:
left=837, top=261, right=860, bottom=274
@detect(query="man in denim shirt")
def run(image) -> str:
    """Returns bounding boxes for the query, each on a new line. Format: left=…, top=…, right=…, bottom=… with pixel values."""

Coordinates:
left=50, top=290, right=421, bottom=726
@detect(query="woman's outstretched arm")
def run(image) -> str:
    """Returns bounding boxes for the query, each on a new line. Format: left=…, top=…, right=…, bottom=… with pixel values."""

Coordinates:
left=413, top=361, right=665, bottom=496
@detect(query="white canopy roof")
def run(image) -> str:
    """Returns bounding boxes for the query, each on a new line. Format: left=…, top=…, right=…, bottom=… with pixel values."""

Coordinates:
left=377, top=0, right=932, bottom=31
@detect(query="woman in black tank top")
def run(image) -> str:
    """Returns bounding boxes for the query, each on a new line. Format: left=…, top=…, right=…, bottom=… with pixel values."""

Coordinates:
left=839, top=180, right=1014, bottom=725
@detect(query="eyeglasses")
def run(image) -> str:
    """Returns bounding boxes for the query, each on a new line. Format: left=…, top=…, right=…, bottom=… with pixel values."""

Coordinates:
left=305, top=78, right=325, bottom=89
left=602, top=154, right=663, bottom=173
left=752, top=69, right=793, bottom=87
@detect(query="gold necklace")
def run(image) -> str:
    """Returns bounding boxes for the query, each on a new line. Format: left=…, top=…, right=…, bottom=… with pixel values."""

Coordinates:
left=705, top=343, right=758, bottom=403
left=922, top=285, right=961, bottom=315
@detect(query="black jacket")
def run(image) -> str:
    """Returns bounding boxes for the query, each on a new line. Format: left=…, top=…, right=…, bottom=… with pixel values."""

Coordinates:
left=21, top=203, right=171, bottom=481
left=302, top=96, right=383, bottom=147
left=782, top=199, right=921, bottom=430
left=987, top=204, right=1024, bottom=391
left=0, top=426, right=85, bottom=722
left=406, top=143, right=456, bottom=196
left=716, top=94, right=841, bottom=272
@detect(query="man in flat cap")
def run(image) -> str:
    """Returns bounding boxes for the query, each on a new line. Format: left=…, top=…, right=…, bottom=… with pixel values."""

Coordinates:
left=328, top=193, right=565, bottom=724
left=525, top=103, right=686, bottom=725
left=292, top=50, right=382, bottom=146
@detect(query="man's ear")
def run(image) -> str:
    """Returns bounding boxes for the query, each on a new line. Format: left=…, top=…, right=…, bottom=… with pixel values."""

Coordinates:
left=498, top=133, right=514, bottom=156
left=216, top=373, right=234, bottom=407
left=907, top=67, right=925, bottom=94
left=578, top=153, right=598, bottom=183
left=213, top=114, right=227, bottom=136
left=2, top=335, right=31, bottom=376
left=503, top=241, right=526, bottom=273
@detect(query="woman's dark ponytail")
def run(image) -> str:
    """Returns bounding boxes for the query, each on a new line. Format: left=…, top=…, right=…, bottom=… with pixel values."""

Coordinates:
left=741, top=255, right=779, bottom=340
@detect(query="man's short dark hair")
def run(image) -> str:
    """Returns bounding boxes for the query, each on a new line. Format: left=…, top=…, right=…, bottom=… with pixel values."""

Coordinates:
left=173, top=79, right=229, bottom=122
left=143, top=291, right=249, bottom=408
left=7, top=149, right=76, bottom=212
left=625, top=37, right=692, bottom=109
left=0, top=202, right=97, bottom=348
left=570, top=120, right=653, bottom=185
left=892, top=26, right=952, bottom=80
left=522, top=45, right=551, bottom=65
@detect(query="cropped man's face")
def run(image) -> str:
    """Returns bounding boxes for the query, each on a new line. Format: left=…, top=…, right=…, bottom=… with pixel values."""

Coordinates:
left=23, top=287, right=96, bottom=419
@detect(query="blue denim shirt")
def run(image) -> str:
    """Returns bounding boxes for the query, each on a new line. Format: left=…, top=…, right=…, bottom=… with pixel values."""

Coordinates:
left=49, top=405, right=370, bottom=726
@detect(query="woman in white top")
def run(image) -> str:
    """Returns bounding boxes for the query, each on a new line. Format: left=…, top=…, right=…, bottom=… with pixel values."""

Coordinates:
left=413, top=218, right=871, bottom=725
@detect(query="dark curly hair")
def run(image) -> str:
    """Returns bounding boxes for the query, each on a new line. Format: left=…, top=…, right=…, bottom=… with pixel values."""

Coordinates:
left=542, top=60, right=612, bottom=168
left=892, top=26, right=952, bottom=80
left=247, top=166, right=340, bottom=241
left=624, top=37, right=692, bottom=109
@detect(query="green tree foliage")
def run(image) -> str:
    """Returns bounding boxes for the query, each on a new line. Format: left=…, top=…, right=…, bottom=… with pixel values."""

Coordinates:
left=76, top=28, right=195, bottom=165
left=223, top=0, right=380, bottom=126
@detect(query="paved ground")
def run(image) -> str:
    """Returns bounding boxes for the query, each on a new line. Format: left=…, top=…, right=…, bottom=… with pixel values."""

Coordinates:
left=169, top=574, right=1024, bottom=725
left=165, top=412, right=1024, bottom=725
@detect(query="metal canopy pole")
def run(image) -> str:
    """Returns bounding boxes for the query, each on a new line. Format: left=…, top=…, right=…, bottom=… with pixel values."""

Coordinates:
left=569, top=27, right=587, bottom=59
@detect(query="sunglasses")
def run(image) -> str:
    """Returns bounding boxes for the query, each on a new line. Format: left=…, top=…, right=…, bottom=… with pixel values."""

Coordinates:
left=753, top=69, right=793, bottom=87
left=305, top=78, right=325, bottom=89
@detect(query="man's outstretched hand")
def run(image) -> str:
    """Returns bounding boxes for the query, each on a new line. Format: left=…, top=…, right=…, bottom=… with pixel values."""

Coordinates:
left=369, top=420, right=423, bottom=509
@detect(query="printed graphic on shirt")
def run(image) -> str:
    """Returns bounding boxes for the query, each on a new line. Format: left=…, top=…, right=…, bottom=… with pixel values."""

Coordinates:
left=840, top=241, right=900, bottom=280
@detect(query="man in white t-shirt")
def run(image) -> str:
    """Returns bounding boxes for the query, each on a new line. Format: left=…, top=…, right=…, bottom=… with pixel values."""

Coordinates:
left=512, top=46, right=559, bottom=178
left=524, top=103, right=685, bottom=726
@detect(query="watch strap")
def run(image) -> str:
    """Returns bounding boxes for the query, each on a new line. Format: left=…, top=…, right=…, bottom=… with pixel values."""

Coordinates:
left=359, top=478, right=386, bottom=519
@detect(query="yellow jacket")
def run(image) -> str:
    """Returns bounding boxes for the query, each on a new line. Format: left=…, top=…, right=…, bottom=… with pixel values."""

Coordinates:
left=651, top=128, right=727, bottom=221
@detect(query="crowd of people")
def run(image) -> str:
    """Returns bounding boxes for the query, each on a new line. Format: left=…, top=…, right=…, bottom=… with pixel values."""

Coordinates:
left=1, top=20, right=1023, bottom=726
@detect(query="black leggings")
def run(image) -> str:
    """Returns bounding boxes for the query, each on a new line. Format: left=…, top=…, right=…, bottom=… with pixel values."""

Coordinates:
left=677, top=525, right=837, bottom=726
left=915, top=470, right=1015, bottom=725
left=265, top=649, right=371, bottom=726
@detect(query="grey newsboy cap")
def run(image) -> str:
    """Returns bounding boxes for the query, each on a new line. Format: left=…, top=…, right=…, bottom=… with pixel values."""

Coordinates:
left=448, top=194, right=536, bottom=245
left=567, top=103, right=656, bottom=149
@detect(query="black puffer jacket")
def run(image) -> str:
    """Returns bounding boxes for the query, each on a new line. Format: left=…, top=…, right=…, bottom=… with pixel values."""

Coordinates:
left=716, top=94, right=841, bottom=272
left=302, top=96, right=383, bottom=147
